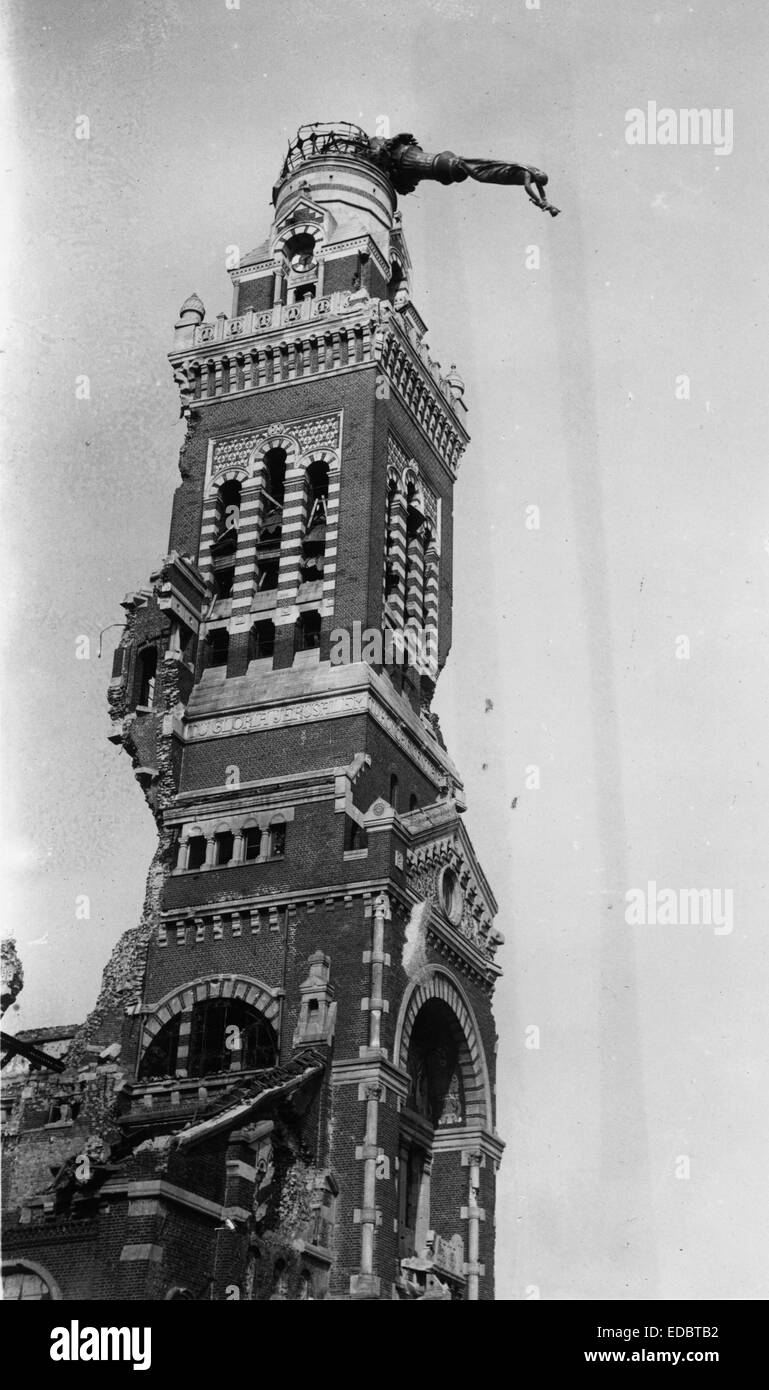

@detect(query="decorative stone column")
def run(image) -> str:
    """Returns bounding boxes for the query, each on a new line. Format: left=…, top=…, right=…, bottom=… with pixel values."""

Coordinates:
left=464, top=1150, right=483, bottom=1301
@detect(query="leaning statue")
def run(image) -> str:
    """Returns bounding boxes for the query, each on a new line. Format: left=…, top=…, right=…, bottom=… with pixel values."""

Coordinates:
left=275, top=124, right=561, bottom=217
left=369, top=132, right=561, bottom=216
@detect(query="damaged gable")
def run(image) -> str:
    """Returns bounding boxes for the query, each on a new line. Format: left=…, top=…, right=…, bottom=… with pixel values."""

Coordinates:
left=402, top=799, right=504, bottom=977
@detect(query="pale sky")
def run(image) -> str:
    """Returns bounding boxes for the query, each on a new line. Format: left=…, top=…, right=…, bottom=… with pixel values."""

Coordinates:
left=2, top=0, right=768, bottom=1300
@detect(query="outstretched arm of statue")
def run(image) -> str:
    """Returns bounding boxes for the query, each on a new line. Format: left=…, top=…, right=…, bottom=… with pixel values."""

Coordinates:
left=522, top=169, right=561, bottom=217
left=374, top=135, right=562, bottom=215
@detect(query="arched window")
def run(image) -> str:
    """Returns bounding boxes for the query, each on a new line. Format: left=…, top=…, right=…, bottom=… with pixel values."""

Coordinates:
left=384, top=475, right=399, bottom=599
left=294, top=610, right=321, bottom=654
left=297, top=1270, right=314, bottom=1301
left=261, top=448, right=286, bottom=514
left=286, top=232, right=316, bottom=274
left=210, top=480, right=240, bottom=605
left=213, top=479, right=242, bottom=546
left=404, top=482, right=426, bottom=624
left=405, top=1000, right=465, bottom=1128
left=389, top=773, right=399, bottom=811
left=255, top=449, right=286, bottom=590
left=300, top=460, right=328, bottom=583
left=250, top=620, right=275, bottom=661
left=187, top=999, right=278, bottom=1077
left=2, top=1262, right=58, bottom=1301
left=409, top=793, right=419, bottom=812
left=138, top=1014, right=181, bottom=1080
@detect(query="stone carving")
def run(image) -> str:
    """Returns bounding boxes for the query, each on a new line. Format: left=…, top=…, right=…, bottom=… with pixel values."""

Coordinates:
left=429, top=1232, right=464, bottom=1277
left=294, top=413, right=340, bottom=454
left=211, top=414, right=340, bottom=479
left=189, top=691, right=368, bottom=741
left=438, top=1070, right=462, bottom=1127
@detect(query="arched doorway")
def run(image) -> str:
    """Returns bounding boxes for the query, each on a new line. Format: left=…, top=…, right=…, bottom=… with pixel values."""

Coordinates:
left=393, top=969, right=492, bottom=1296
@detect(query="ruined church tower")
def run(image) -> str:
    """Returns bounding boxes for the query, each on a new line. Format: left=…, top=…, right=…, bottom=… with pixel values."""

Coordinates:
left=3, top=124, right=504, bottom=1301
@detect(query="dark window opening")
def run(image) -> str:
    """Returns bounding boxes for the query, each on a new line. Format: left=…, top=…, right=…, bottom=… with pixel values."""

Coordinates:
left=139, top=1014, right=182, bottom=1080
left=409, top=793, right=419, bottom=812
left=405, top=999, right=464, bottom=1128
left=213, top=567, right=234, bottom=600
left=187, top=835, right=206, bottom=871
left=259, top=449, right=286, bottom=542
left=389, top=773, right=399, bottom=811
left=214, top=830, right=234, bottom=866
left=187, top=999, right=277, bottom=1077
left=300, top=460, right=328, bottom=582
left=295, top=610, right=321, bottom=654
left=177, top=620, right=195, bottom=665
left=286, top=233, right=316, bottom=274
left=267, top=820, right=286, bottom=858
left=136, top=645, right=157, bottom=707
left=256, top=556, right=280, bottom=591
left=403, top=1146, right=425, bottom=1242
left=250, top=620, right=275, bottom=660
left=384, top=562, right=398, bottom=598
left=293, top=285, right=315, bottom=304
left=213, top=479, right=242, bottom=547
left=243, top=826, right=261, bottom=861
left=344, top=816, right=367, bottom=853
left=207, top=628, right=229, bottom=668
left=272, top=1258, right=289, bottom=1299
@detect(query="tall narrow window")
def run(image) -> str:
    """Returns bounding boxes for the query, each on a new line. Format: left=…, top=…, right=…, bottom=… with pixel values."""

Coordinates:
left=261, top=448, right=286, bottom=517
left=250, top=620, right=275, bottom=661
left=213, top=830, right=234, bottom=866
left=255, top=449, right=285, bottom=594
left=136, top=646, right=157, bottom=708
left=344, top=817, right=368, bottom=852
left=300, top=460, right=328, bottom=583
left=207, top=628, right=229, bottom=668
left=187, top=834, right=206, bottom=871
left=294, top=610, right=321, bottom=654
left=243, top=826, right=261, bottom=861
left=213, top=568, right=233, bottom=600
left=213, top=479, right=242, bottom=544
left=389, top=773, right=400, bottom=811
left=256, top=557, right=280, bottom=591
left=267, top=818, right=286, bottom=859
left=210, top=480, right=240, bottom=603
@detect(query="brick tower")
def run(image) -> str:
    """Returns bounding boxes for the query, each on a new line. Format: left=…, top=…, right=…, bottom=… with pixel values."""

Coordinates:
left=2, top=123, right=504, bottom=1302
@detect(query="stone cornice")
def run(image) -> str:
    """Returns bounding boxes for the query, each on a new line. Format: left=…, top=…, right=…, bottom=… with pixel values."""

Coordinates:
left=330, top=1055, right=410, bottom=1100
left=169, top=296, right=467, bottom=476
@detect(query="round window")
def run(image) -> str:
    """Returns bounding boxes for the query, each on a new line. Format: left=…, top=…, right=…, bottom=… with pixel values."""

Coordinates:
left=439, top=866, right=462, bottom=924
